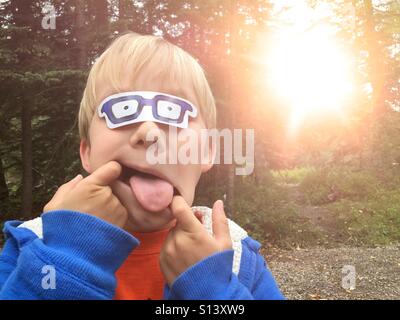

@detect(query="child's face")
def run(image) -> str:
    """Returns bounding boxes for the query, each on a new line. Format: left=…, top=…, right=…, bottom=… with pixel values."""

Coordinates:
left=80, top=84, right=212, bottom=232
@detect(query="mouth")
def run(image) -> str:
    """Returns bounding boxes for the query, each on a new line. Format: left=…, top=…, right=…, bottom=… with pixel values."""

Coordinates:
left=116, top=161, right=181, bottom=213
left=118, top=164, right=180, bottom=197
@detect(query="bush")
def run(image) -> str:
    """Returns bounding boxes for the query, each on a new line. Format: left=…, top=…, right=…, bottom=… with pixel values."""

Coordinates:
left=329, top=188, right=400, bottom=246
left=299, top=167, right=379, bottom=205
left=232, top=176, right=321, bottom=247
left=272, top=166, right=315, bottom=184
left=195, top=173, right=321, bottom=248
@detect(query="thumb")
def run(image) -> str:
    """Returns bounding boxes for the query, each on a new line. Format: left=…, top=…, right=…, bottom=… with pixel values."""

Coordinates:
left=84, top=161, right=122, bottom=187
left=212, top=200, right=231, bottom=249
left=57, top=174, right=83, bottom=194
left=43, top=174, right=83, bottom=212
left=66, top=174, right=83, bottom=189
left=170, top=196, right=202, bottom=232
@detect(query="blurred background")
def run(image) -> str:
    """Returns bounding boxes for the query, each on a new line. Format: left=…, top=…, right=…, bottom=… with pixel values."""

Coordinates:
left=0, top=0, right=399, bottom=298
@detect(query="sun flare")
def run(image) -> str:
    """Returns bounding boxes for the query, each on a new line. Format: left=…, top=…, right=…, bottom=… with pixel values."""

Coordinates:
left=265, top=2, right=354, bottom=132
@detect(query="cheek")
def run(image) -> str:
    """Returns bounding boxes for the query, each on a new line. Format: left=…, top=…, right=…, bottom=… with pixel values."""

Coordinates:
left=174, top=123, right=206, bottom=183
left=177, top=165, right=201, bottom=205
left=87, top=121, right=124, bottom=168
left=174, top=160, right=203, bottom=205
left=180, top=163, right=202, bottom=184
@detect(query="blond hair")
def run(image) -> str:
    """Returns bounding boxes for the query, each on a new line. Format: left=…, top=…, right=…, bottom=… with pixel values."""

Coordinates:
left=78, top=32, right=216, bottom=143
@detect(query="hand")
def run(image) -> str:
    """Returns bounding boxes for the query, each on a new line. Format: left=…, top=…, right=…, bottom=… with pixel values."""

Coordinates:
left=43, top=161, right=128, bottom=229
left=160, top=196, right=232, bottom=286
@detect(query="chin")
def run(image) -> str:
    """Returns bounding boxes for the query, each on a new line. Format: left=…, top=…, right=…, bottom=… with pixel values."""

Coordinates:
left=123, top=198, right=176, bottom=233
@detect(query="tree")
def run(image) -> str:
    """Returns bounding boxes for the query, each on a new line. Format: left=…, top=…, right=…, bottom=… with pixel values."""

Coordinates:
left=364, top=0, right=388, bottom=115
left=74, top=0, right=88, bottom=69
left=3, top=0, right=36, bottom=217
left=0, top=0, right=86, bottom=218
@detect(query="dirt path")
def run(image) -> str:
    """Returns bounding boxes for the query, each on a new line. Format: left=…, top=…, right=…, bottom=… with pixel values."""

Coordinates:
left=285, top=183, right=340, bottom=238
left=262, top=183, right=400, bottom=299
left=281, top=182, right=360, bottom=248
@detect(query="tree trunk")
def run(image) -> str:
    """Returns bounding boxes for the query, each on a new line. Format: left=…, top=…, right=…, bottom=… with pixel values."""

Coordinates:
left=254, top=138, right=267, bottom=185
left=75, top=0, right=87, bottom=69
left=116, top=0, right=128, bottom=32
left=11, top=1, right=34, bottom=218
left=21, top=98, right=33, bottom=217
left=225, top=0, right=241, bottom=218
left=95, top=0, right=109, bottom=31
left=364, top=0, right=387, bottom=115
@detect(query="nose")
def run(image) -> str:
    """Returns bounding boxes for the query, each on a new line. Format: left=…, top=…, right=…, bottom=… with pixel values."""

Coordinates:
left=129, top=121, right=162, bottom=149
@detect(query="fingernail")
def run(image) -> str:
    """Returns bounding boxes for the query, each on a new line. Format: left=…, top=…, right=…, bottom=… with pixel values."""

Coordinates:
left=74, top=174, right=82, bottom=180
left=195, top=211, right=203, bottom=223
left=215, top=200, right=223, bottom=210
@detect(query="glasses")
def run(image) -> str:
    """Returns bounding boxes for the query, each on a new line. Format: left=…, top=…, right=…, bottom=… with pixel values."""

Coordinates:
left=98, top=91, right=198, bottom=129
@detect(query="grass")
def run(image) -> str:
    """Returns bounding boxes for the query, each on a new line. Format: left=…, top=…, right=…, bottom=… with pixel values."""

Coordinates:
left=298, top=166, right=379, bottom=205
left=233, top=165, right=400, bottom=248
left=272, top=166, right=315, bottom=185
left=294, top=165, right=400, bottom=246
left=327, top=188, right=400, bottom=246
left=195, top=174, right=323, bottom=249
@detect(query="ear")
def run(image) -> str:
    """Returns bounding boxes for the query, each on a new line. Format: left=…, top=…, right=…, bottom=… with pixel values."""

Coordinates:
left=79, top=140, right=92, bottom=174
left=201, top=139, right=216, bottom=174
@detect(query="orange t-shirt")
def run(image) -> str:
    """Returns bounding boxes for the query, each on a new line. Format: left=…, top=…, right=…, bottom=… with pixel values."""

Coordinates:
left=114, top=228, right=170, bottom=300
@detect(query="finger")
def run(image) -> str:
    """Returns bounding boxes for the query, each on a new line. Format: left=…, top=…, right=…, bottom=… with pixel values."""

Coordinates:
left=170, top=196, right=202, bottom=232
left=160, top=237, right=176, bottom=286
left=55, top=174, right=83, bottom=196
left=212, top=200, right=231, bottom=247
left=66, top=174, right=83, bottom=189
left=84, top=161, right=122, bottom=187
left=43, top=175, right=83, bottom=212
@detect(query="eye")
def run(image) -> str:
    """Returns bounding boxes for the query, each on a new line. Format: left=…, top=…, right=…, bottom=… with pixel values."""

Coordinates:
left=157, top=101, right=182, bottom=120
left=111, top=100, right=139, bottom=119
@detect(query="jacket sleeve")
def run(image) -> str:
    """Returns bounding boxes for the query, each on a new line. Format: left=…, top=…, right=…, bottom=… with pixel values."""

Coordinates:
left=0, top=236, right=19, bottom=289
left=163, top=240, right=284, bottom=300
left=250, top=251, right=285, bottom=299
left=0, top=211, right=138, bottom=300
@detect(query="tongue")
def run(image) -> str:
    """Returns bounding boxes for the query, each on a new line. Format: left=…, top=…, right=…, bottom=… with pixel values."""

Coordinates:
left=129, top=175, right=174, bottom=212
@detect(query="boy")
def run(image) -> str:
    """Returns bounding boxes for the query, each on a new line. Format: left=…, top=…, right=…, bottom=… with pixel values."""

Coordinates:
left=0, top=33, right=283, bottom=300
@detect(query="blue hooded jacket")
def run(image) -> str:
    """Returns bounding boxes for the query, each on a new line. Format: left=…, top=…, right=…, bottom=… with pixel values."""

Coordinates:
left=0, top=208, right=284, bottom=300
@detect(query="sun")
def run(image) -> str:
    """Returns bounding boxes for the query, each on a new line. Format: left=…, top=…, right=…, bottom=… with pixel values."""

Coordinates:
left=265, top=2, right=354, bottom=132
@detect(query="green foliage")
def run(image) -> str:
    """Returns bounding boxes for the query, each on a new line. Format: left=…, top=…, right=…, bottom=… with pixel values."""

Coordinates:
left=232, top=177, right=321, bottom=247
left=272, top=166, right=315, bottom=184
left=365, top=112, right=400, bottom=172
left=299, top=167, right=379, bottom=205
left=329, top=188, right=400, bottom=246
left=195, top=173, right=322, bottom=248
left=0, top=0, right=93, bottom=219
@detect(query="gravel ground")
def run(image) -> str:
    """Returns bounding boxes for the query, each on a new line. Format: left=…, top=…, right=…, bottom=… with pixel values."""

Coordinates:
left=265, top=245, right=400, bottom=300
